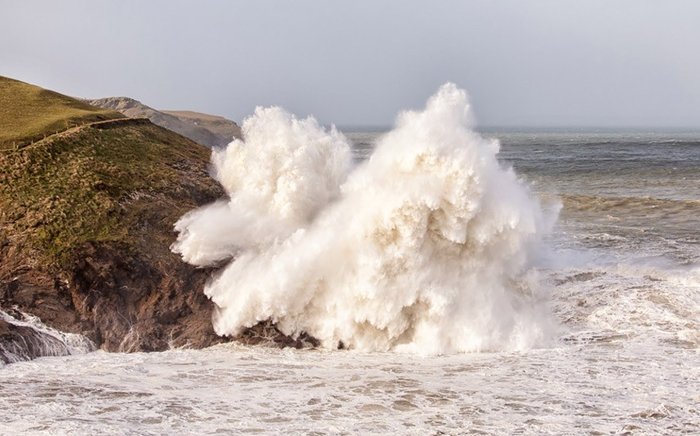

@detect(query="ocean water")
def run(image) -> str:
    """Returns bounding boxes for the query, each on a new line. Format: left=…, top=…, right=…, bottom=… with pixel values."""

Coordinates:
left=2, top=88, right=700, bottom=434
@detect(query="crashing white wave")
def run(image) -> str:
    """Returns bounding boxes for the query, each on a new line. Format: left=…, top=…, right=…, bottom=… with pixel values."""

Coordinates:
left=172, top=84, right=556, bottom=353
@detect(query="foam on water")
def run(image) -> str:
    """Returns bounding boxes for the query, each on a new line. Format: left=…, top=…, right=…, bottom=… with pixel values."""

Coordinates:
left=172, top=84, right=557, bottom=353
left=1, top=329, right=698, bottom=435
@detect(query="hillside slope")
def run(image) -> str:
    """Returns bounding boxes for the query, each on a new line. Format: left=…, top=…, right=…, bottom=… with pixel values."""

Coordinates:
left=0, top=78, right=229, bottom=356
left=162, top=110, right=242, bottom=145
left=0, top=76, right=123, bottom=150
left=85, top=97, right=241, bottom=148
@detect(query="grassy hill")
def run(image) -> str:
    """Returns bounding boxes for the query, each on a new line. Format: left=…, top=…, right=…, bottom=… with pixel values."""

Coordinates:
left=0, top=119, right=216, bottom=266
left=0, top=76, right=124, bottom=150
left=0, top=76, right=227, bottom=353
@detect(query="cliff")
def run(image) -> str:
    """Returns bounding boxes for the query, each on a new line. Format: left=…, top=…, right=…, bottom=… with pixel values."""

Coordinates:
left=0, top=76, right=229, bottom=359
left=162, top=110, right=243, bottom=145
left=84, top=97, right=241, bottom=148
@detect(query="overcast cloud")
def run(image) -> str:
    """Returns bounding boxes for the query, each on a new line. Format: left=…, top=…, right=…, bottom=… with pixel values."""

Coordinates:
left=1, top=0, right=699, bottom=128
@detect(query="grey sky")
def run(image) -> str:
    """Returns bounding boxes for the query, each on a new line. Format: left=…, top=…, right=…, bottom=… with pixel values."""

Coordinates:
left=1, top=0, right=699, bottom=128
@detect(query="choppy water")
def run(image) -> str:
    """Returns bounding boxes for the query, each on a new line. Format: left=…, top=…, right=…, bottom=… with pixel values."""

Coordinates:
left=2, top=129, right=700, bottom=435
left=493, top=130, right=700, bottom=266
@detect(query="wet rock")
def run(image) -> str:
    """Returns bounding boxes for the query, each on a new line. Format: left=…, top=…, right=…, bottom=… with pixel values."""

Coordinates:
left=0, top=317, right=84, bottom=364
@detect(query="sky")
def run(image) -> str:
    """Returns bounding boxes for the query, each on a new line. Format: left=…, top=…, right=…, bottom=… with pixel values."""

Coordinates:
left=1, top=0, right=699, bottom=128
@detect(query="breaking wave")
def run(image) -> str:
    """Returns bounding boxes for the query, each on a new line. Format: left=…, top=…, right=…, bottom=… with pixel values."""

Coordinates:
left=172, top=84, right=557, bottom=353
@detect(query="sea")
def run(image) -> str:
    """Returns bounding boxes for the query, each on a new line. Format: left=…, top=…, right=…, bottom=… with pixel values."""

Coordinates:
left=2, top=100, right=700, bottom=433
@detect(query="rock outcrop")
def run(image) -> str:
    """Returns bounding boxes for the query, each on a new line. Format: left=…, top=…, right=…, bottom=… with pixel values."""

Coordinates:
left=0, top=319, right=72, bottom=364
left=0, top=309, right=95, bottom=365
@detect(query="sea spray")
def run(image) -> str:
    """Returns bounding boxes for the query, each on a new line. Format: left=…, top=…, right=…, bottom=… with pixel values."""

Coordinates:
left=172, top=106, right=351, bottom=267
left=172, top=84, right=556, bottom=353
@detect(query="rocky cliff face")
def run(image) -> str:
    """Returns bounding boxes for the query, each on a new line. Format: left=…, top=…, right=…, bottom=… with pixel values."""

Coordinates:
left=0, top=118, right=229, bottom=356
left=0, top=78, right=309, bottom=364
left=84, top=97, right=241, bottom=148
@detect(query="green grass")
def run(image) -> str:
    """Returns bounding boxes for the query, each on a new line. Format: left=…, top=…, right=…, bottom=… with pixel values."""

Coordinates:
left=0, top=76, right=124, bottom=150
left=0, top=121, right=215, bottom=267
left=0, top=75, right=219, bottom=268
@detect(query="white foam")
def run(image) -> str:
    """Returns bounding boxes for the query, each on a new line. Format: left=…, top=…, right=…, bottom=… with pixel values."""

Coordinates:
left=1, top=341, right=698, bottom=435
left=173, top=84, right=557, bottom=353
left=172, top=106, right=351, bottom=267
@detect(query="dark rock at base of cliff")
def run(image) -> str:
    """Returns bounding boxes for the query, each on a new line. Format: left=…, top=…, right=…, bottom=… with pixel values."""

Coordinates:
left=0, top=319, right=65, bottom=364
left=233, top=320, right=321, bottom=350
left=0, top=308, right=95, bottom=364
left=67, top=242, right=226, bottom=352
